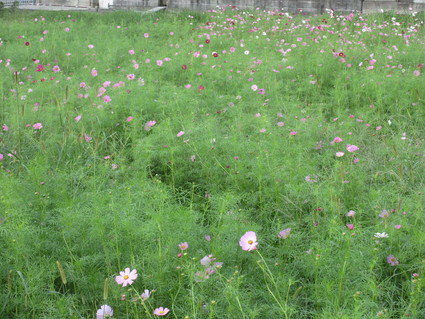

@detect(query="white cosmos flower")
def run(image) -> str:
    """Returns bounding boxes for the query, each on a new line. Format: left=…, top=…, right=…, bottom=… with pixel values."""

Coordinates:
left=374, top=232, right=389, bottom=239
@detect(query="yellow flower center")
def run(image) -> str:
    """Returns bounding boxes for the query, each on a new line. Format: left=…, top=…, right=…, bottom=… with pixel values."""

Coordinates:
left=124, top=275, right=129, bottom=280
left=248, top=240, right=253, bottom=244
left=160, top=311, right=164, bottom=314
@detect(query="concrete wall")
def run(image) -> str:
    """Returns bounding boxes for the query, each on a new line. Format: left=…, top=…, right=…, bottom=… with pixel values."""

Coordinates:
left=363, top=0, right=425, bottom=12
left=30, top=0, right=425, bottom=12
left=37, top=0, right=92, bottom=7
left=112, top=0, right=362, bottom=12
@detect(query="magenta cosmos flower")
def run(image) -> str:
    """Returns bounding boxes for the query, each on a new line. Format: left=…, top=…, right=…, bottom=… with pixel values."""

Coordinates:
left=115, top=268, right=137, bottom=287
left=33, top=123, right=43, bottom=130
left=154, top=307, right=170, bottom=316
left=239, top=231, right=258, bottom=251
left=96, top=304, right=113, bottom=319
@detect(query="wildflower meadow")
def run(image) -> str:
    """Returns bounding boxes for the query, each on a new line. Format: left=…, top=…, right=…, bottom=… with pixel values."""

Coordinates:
left=0, top=5, right=424, bottom=318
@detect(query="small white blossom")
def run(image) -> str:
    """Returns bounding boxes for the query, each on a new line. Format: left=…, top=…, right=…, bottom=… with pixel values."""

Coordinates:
left=374, top=232, right=389, bottom=239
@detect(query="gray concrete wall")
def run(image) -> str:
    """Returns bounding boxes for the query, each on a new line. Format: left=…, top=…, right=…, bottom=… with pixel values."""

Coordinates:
left=362, top=0, right=425, bottom=12
left=26, top=0, right=425, bottom=12
left=37, top=0, right=92, bottom=6
left=119, top=0, right=362, bottom=12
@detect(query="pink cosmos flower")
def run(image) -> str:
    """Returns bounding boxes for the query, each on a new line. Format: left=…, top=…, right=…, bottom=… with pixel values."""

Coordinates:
left=333, top=137, right=342, bottom=143
left=103, top=96, right=111, bottom=103
left=97, top=87, right=106, bottom=97
left=346, top=210, right=356, bottom=217
left=141, top=289, right=151, bottom=301
left=290, top=130, right=298, bottom=136
left=346, top=224, right=354, bottom=230
left=156, top=60, right=163, bottom=67
left=80, top=82, right=87, bottom=88
left=103, top=81, right=111, bottom=87
left=251, top=84, right=258, bottom=91
left=0, top=153, right=3, bottom=160
left=260, top=128, right=266, bottom=133
left=84, top=134, right=92, bottom=142
left=153, top=307, right=169, bottom=316
left=144, top=120, right=156, bottom=131
left=200, top=255, right=216, bottom=267
left=346, top=144, right=359, bottom=152
left=176, top=131, right=185, bottom=137
left=336, top=152, right=345, bottom=157
left=127, top=74, right=135, bottom=80
left=277, top=122, right=284, bottom=127
left=379, top=210, right=389, bottom=219
left=2, top=124, right=9, bottom=131
left=144, top=33, right=149, bottom=38
left=91, top=69, right=98, bottom=77
left=116, top=268, right=137, bottom=287
left=128, top=49, right=135, bottom=55
left=75, top=115, right=82, bottom=123
left=52, top=65, right=60, bottom=73
left=258, top=88, right=265, bottom=95
left=96, top=305, right=113, bottom=319
left=278, top=228, right=291, bottom=239
left=64, top=27, right=70, bottom=32
left=178, top=242, right=188, bottom=250
left=36, top=64, right=44, bottom=72
left=387, top=255, right=399, bottom=266
left=394, top=225, right=401, bottom=229
left=127, top=116, right=133, bottom=122
left=413, top=70, right=420, bottom=77
left=88, top=44, right=94, bottom=49
left=239, top=231, right=258, bottom=251
left=33, top=123, right=43, bottom=130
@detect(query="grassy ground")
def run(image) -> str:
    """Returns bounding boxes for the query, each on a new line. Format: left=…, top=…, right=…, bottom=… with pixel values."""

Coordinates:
left=0, top=6, right=424, bottom=319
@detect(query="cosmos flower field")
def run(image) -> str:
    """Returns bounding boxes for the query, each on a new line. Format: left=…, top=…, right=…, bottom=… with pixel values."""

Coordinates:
left=0, top=6, right=424, bottom=318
